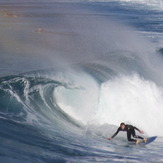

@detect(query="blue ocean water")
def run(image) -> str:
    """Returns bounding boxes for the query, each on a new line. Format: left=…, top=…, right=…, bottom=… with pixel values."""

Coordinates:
left=0, top=1, right=163, bottom=163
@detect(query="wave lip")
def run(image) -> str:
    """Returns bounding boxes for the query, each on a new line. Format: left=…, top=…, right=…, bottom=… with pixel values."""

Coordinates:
left=0, top=74, right=81, bottom=129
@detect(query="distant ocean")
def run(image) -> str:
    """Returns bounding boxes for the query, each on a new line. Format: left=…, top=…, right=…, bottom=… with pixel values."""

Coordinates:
left=0, top=0, right=163, bottom=162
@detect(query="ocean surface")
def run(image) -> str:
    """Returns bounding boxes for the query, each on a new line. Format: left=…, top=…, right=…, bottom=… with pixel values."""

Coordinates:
left=0, top=0, right=163, bottom=162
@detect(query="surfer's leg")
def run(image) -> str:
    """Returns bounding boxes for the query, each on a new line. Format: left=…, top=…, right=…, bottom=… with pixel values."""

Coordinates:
left=127, top=130, right=136, bottom=142
left=133, top=135, right=144, bottom=139
left=132, top=130, right=147, bottom=142
left=132, top=130, right=144, bottom=139
left=128, top=129, right=142, bottom=144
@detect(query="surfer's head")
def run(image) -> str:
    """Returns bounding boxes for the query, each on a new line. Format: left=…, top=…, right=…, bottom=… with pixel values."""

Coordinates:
left=120, top=122, right=125, bottom=130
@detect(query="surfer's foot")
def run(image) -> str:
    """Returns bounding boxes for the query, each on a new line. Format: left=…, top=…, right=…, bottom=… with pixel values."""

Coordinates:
left=136, top=140, right=141, bottom=144
left=143, top=138, right=147, bottom=143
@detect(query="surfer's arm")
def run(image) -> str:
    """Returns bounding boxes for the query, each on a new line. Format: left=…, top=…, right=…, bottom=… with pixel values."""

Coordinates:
left=134, top=126, right=144, bottom=134
left=108, top=127, right=120, bottom=140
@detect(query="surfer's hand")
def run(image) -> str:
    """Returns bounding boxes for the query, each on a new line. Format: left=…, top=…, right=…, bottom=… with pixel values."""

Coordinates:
left=107, top=137, right=112, bottom=140
left=139, top=130, right=144, bottom=134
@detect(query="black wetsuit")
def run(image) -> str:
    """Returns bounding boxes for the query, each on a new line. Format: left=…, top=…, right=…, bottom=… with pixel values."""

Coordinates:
left=111, top=125, right=144, bottom=142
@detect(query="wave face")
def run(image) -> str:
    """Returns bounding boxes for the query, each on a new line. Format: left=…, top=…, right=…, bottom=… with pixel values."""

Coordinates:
left=1, top=62, right=163, bottom=135
left=0, top=1, right=163, bottom=162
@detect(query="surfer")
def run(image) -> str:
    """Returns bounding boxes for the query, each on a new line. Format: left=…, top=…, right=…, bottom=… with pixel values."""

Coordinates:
left=107, top=122, right=147, bottom=144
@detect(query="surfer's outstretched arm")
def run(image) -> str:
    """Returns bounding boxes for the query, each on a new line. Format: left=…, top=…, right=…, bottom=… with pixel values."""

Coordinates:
left=107, top=127, right=120, bottom=140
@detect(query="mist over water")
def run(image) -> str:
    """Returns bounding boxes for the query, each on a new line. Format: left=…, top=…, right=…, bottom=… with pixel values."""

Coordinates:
left=0, top=1, right=160, bottom=75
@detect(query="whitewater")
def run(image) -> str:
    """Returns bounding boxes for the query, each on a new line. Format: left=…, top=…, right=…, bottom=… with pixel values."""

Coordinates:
left=0, top=0, right=163, bottom=163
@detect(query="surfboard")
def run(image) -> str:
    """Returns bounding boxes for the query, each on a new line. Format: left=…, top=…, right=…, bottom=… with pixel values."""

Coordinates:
left=139, top=136, right=157, bottom=145
left=105, top=136, right=157, bottom=146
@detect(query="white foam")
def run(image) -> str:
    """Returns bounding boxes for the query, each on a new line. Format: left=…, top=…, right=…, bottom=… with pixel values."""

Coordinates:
left=54, top=69, right=163, bottom=136
left=94, top=74, right=163, bottom=136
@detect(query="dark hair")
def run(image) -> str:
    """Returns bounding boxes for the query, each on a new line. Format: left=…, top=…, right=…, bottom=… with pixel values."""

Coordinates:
left=120, top=122, right=125, bottom=126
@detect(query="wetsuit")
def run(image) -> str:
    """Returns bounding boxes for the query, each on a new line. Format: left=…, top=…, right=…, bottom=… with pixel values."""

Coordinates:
left=111, top=125, right=144, bottom=142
